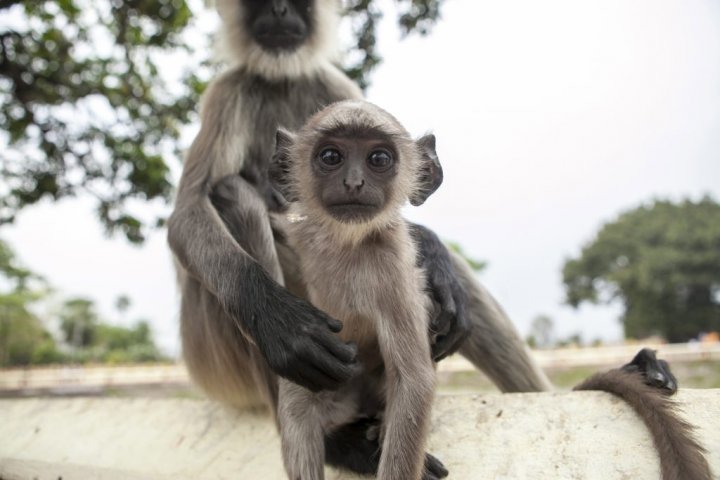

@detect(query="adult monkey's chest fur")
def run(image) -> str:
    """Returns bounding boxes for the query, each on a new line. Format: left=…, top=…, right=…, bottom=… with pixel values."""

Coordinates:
left=236, top=71, right=340, bottom=207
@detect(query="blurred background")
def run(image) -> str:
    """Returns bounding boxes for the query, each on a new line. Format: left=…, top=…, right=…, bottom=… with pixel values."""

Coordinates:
left=0, top=0, right=718, bottom=397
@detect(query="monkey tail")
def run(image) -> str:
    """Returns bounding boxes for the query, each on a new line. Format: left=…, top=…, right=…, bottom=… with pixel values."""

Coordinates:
left=575, top=370, right=712, bottom=480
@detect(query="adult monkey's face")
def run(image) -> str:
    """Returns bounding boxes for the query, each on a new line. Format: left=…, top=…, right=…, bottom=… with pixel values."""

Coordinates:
left=243, top=0, right=313, bottom=51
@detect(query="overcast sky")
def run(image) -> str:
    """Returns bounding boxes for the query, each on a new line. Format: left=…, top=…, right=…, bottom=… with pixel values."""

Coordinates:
left=3, top=0, right=720, bottom=355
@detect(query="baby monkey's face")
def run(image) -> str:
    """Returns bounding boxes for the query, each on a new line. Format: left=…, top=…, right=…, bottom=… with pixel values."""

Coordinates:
left=268, top=101, right=443, bottom=223
left=310, top=135, right=399, bottom=224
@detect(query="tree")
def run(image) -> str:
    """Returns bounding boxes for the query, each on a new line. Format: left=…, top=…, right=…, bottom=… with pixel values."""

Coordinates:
left=0, top=237, right=165, bottom=365
left=344, top=0, right=444, bottom=90
left=1, top=0, right=446, bottom=242
left=0, top=238, right=62, bottom=366
left=0, top=235, right=36, bottom=289
left=95, top=319, right=164, bottom=363
left=114, top=294, right=131, bottom=314
left=58, top=296, right=165, bottom=363
left=446, top=241, right=487, bottom=273
left=527, top=314, right=554, bottom=349
left=59, top=297, right=100, bottom=349
left=562, top=197, right=720, bottom=342
left=1, top=0, right=203, bottom=243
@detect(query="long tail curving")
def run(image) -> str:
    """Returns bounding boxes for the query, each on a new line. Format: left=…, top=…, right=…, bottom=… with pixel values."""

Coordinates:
left=575, top=369, right=712, bottom=480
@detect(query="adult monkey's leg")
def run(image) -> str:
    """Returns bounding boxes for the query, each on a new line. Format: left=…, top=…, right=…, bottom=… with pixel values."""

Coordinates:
left=451, top=251, right=553, bottom=392
left=409, top=223, right=550, bottom=392
left=179, top=174, right=285, bottom=411
left=180, top=277, right=279, bottom=410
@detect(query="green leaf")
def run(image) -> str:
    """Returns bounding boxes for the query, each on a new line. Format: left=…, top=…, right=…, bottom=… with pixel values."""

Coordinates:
left=2, top=0, right=447, bottom=242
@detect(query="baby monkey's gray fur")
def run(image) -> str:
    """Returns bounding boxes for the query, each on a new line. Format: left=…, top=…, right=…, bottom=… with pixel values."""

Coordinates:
left=271, top=101, right=440, bottom=480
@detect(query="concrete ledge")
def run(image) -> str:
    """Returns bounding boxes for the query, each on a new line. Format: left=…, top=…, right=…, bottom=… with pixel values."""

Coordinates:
left=1, top=390, right=718, bottom=479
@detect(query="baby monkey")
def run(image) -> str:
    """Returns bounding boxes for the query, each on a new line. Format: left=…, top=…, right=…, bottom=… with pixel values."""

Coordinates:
left=269, top=100, right=444, bottom=480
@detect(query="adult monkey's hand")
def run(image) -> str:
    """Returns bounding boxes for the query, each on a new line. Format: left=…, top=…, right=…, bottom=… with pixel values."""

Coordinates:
left=409, top=223, right=470, bottom=361
left=230, top=262, right=359, bottom=392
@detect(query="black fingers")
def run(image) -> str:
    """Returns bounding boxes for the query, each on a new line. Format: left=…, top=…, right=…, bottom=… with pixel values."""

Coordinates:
left=303, top=340, right=359, bottom=388
left=238, top=263, right=358, bottom=392
left=408, top=222, right=471, bottom=362
left=423, top=453, right=449, bottom=480
left=621, top=348, right=678, bottom=395
left=428, top=268, right=470, bottom=362
left=319, top=336, right=358, bottom=364
left=433, top=332, right=466, bottom=362
left=325, top=315, right=344, bottom=333
left=294, top=364, right=345, bottom=393
left=655, top=359, right=678, bottom=393
left=430, top=285, right=457, bottom=334
left=273, top=312, right=358, bottom=391
left=430, top=282, right=470, bottom=361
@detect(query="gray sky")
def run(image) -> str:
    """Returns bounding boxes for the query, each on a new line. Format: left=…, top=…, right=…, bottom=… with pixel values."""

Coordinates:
left=4, top=0, right=720, bottom=355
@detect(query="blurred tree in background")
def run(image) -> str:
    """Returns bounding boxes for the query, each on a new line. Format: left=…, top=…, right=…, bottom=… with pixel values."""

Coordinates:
left=344, top=0, right=443, bottom=90
left=59, top=297, right=100, bottom=349
left=0, top=0, right=445, bottom=243
left=0, top=239, right=54, bottom=365
left=0, top=238, right=164, bottom=367
left=563, top=197, right=720, bottom=342
left=0, top=0, right=203, bottom=243
left=446, top=241, right=487, bottom=273
left=95, top=320, right=163, bottom=363
left=54, top=297, right=165, bottom=364
left=526, top=314, right=554, bottom=349
left=0, top=238, right=61, bottom=365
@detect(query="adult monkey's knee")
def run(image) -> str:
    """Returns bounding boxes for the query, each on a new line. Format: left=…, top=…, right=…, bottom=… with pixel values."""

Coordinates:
left=451, top=251, right=553, bottom=392
left=210, top=174, right=284, bottom=284
left=180, top=277, right=276, bottom=410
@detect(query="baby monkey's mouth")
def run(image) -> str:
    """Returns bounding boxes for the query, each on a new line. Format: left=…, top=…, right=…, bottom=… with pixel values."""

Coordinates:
left=325, top=201, right=380, bottom=223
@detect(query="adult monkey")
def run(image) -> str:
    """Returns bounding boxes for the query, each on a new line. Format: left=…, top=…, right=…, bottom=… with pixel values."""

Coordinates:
left=168, top=0, right=548, bottom=474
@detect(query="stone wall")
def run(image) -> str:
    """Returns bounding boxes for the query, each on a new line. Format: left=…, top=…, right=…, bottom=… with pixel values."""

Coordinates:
left=1, top=390, right=718, bottom=479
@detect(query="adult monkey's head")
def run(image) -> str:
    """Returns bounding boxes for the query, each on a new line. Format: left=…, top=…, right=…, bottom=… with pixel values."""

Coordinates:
left=215, top=0, right=341, bottom=79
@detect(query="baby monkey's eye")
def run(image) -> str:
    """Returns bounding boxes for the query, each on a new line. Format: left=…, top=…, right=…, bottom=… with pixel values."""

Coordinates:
left=318, top=148, right=343, bottom=167
left=367, top=150, right=393, bottom=171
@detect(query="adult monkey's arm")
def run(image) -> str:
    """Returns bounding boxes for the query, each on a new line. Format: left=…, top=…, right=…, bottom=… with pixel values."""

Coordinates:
left=167, top=73, right=358, bottom=393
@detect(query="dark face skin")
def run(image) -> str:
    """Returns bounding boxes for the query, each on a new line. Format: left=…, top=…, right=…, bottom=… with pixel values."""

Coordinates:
left=244, top=0, right=313, bottom=51
left=311, top=137, right=398, bottom=223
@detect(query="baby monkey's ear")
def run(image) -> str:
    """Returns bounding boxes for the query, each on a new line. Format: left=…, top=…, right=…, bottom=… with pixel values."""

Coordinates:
left=410, top=134, right=443, bottom=206
left=269, top=128, right=299, bottom=203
